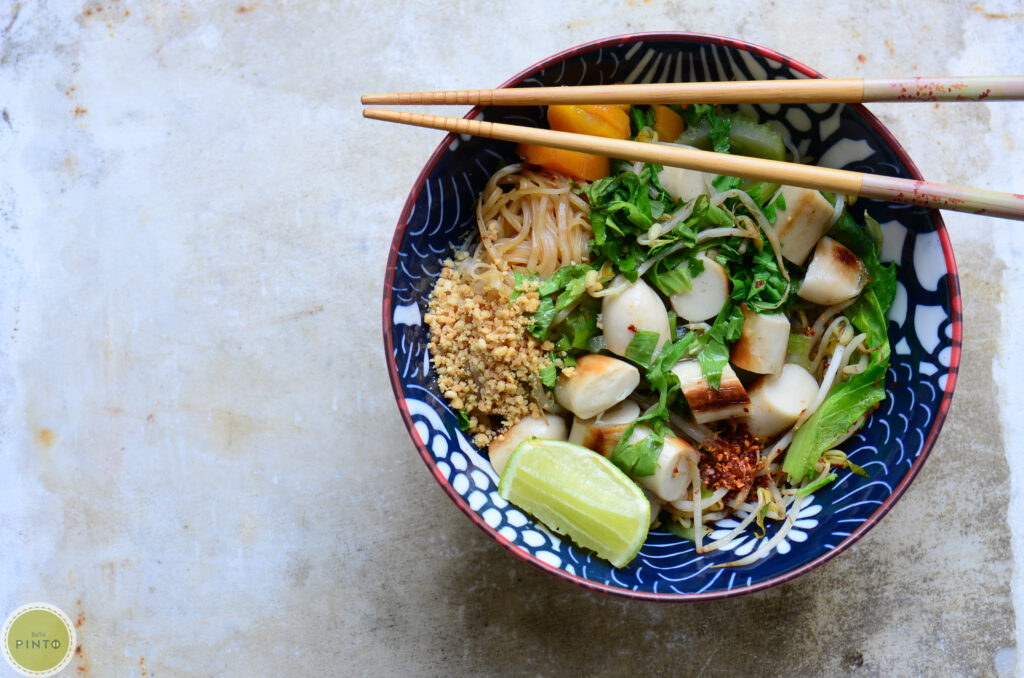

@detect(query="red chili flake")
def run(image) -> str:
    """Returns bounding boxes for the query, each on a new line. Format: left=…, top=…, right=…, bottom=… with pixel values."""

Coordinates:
left=699, top=423, right=762, bottom=492
left=628, top=324, right=638, bottom=333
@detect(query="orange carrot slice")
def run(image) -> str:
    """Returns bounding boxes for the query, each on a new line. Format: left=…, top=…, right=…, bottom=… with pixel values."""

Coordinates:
left=516, top=143, right=609, bottom=182
left=652, top=105, right=684, bottom=143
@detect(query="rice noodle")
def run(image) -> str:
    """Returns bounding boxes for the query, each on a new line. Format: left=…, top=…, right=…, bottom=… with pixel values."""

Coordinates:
left=474, top=163, right=591, bottom=277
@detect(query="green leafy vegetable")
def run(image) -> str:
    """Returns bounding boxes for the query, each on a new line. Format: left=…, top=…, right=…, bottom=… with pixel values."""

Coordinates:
left=677, top=108, right=784, bottom=159
left=846, top=460, right=870, bottom=478
left=782, top=356, right=887, bottom=483
left=528, top=264, right=594, bottom=340
left=712, top=174, right=743, bottom=193
left=663, top=519, right=711, bottom=543
left=528, top=297, right=557, bottom=340
left=539, top=360, right=557, bottom=390
left=761, top=190, right=786, bottom=224
left=455, top=409, right=472, bottom=432
left=716, top=238, right=793, bottom=312
left=786, top=332, right=816, bottom=370
left=647, top=257, right=696, bottom=296
left=607, top=330, right=700, bottom=478
left=610, top=425, right=662, bottom=477
left=796, top=473, right=838, bottom=497
left=630, top=105, right=656, bottom=135
left=585, top=165, right=685, bottom=282
left=510, top=271, right=538, bottom=302
left=695, top=302, right=744, bottom=389
left=624, top=329, right=661, bottom=369
left=561, top=298, right=600, bottom=349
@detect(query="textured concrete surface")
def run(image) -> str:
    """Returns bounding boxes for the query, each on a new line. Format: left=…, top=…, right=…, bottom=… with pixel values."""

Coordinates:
left=0, top=1, right=1021, bottom=676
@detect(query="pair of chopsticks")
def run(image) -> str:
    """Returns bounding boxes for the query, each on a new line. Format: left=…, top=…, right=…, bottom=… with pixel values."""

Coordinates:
left=362, top=76, right=1024, bottom=221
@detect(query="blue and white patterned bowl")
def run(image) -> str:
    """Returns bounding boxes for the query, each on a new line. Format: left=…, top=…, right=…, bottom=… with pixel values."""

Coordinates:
left=382, top=33, right=961, bottom=600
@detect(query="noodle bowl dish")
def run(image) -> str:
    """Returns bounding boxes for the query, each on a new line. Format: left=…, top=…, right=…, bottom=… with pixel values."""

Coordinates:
left=383, top=33, right=960, bottom=600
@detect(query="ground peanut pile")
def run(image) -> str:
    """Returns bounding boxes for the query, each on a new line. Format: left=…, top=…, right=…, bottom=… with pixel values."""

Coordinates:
left=425, top=260, right=551, bottom=447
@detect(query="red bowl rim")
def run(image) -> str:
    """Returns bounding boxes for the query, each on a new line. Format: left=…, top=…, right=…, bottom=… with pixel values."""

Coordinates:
left=381, top=31, right=962, bottom=602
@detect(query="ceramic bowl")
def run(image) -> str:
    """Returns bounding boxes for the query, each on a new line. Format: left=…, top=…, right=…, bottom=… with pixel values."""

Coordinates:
left=382, top=32, right=960, bottom=600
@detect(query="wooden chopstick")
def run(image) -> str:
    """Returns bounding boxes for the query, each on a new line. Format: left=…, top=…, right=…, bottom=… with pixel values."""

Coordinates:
left=362, top=76, right=1024, bottom=106
left=363, top=107, right=1024, bottom=221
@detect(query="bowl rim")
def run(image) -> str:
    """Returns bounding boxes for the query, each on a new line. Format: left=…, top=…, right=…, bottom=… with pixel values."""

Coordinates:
left=382, top=31, right=962, bottom=601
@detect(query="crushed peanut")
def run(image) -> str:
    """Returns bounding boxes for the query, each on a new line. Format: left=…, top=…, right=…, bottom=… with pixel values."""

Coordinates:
left=426, top=260, right=550, bottom=444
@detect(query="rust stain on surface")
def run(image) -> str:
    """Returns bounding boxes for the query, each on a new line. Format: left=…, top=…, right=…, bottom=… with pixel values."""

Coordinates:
left=35, top=428, right=57, bottom=448
left=74, top=600, right=89, bottom=674
left=972, top=5, right=1024, bottom=18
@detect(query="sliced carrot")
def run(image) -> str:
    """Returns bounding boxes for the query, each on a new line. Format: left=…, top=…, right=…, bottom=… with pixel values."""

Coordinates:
left=547, top=104, right=631, bottom=140
left=516, top=143, right=609, bottom=182
left=517, top=105, right=630, bottom=182
left=652, top=105, right=684, bottom=143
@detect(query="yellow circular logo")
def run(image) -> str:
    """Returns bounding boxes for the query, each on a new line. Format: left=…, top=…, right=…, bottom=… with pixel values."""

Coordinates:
left=1, top=604, right=76, bottom=677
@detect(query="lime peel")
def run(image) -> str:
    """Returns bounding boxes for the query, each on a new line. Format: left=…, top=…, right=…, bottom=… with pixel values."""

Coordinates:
left=498, top=439, right=650, bottom=568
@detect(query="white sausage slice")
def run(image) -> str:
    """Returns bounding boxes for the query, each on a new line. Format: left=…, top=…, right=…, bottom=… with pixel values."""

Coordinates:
left=568, top=400, right=641, bottom=458
left=671, top=360, right=751, bottom=424
left=743, top=364, right=820, bottom=438
left=658, top=165, right=712, bottom=203
left=601, top=276, right=671, bottom=357
left=488, top=413, right=568, bottom=475
left=770, top=186, right=834, bottom=265
left=729, top=304, right=790, bottom=375
left=628, top=425, right=699, bottom=503
left=797, top=236, right=868, bottom=306
left=669, top=255, right=730, bottom=323
left=554, top=354, right=640, bottom=420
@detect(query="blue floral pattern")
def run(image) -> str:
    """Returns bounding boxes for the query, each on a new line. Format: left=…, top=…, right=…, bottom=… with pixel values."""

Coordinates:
left=383, top=34, right=960, bottom=599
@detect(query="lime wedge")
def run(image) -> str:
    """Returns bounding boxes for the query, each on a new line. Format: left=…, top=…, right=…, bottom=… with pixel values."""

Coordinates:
left=498, top=439, right=650, bottom=568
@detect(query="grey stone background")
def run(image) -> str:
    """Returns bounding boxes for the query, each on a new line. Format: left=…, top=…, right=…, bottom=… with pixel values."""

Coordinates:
left=1, top=1, right=1020, bottom=676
